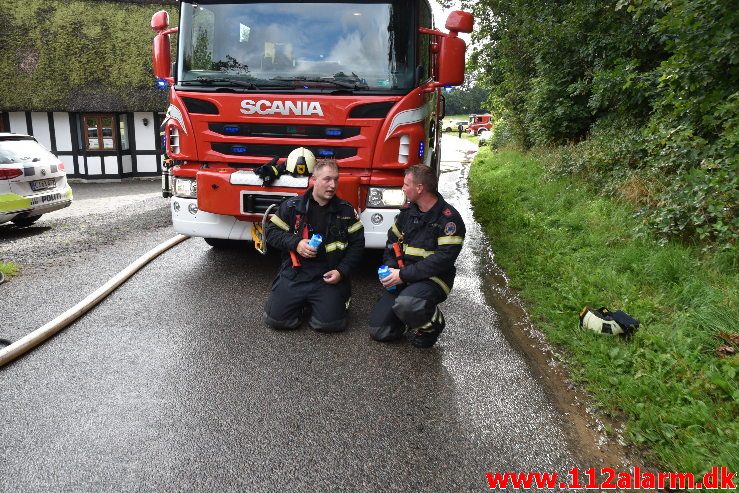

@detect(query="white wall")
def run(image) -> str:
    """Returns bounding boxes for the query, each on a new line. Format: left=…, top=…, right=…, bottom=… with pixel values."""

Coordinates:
left=31, top=113, right=52, bottom=149
left=53, top=112, right=72, bottom=151
left=9, top=112, right=27, bottom=134
left=60, top=155, right=74, bottom=174
left=137, top=154, right=157, bottom=173
left=86, top=156, right=102, bottom=175
left=103, top=155, right=118, bottom=175
left=122, top=155, right=133, bottom=174
left=133, top=112, right=156, bottom=150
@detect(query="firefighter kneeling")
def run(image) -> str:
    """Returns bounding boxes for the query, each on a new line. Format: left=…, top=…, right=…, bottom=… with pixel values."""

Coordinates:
left=264, top=152, right=365, bottom=332
left=369, top=165, right=465, bottom=348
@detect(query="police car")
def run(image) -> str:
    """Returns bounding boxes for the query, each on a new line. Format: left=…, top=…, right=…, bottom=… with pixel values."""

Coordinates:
left=0, top=133, right=73, bottom=227
left=443, top=120, right=469, bottom=132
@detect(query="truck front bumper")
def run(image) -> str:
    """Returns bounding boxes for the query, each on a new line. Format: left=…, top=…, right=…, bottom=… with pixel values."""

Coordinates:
left=360, top=208, right=398, bottom=249
left=171, top=198, right=398, bottom=249
left=171, top=197, right=253, bottom=240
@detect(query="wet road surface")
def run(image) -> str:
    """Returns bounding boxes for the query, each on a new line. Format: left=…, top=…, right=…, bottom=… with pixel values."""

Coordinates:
left=1, top=137, right=596, bottom=492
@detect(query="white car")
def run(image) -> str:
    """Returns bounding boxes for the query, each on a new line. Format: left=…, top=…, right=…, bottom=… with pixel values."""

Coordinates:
left=444, top=120, right=469, bottom=132
left=0, top=133, right=73, bottom=227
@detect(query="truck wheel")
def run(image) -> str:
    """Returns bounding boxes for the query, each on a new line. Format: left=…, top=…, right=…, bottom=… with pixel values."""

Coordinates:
left=204, top=238, right=236, bottom=248
left=477, top=128, right=486, bottom=136
left=12, top=215, right=42, bottom=227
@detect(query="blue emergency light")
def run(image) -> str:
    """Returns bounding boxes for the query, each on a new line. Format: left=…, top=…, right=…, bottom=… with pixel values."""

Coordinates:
left=156, top=79, right=168, bottom=89
left=224, top=125, right=240, bottom=134
left=418, top=141, right=425, bottom=158
left=231, top=145, right=248, bottom=153
left=317, top=149, right=335, bottom=158
left=325, top=128, right=342, bottom=137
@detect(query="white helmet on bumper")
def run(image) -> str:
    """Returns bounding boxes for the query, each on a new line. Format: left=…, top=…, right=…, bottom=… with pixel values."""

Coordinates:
left=286, top=147, right=316, bottom=176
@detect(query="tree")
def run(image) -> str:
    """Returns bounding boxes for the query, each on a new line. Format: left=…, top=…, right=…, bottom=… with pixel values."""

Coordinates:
left=444, top=82, right=489, bottom=115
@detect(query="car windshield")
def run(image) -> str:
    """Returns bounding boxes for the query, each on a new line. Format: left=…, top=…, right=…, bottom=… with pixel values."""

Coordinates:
left=0, top=138, right=56, bottom=165
left=178, top=1, right=414, bottom=91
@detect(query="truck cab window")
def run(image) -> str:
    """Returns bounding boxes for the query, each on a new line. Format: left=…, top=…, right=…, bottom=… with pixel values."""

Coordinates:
left=178, top=1, right=415, bottom=91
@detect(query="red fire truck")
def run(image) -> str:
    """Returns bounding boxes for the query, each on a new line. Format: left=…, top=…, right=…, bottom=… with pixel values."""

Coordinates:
left=151, top=1, right=473, bottom=249
left=467, top=114, right=492, bottom=135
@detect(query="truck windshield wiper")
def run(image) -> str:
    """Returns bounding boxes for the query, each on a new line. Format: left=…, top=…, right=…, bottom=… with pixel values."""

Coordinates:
left=271, top=77, right=369, bottom=90
left=182, top=77, right=296, bottom=90
left=196, top=77, right=258, bottom=89
left=181, top=77, right=259, bottom=89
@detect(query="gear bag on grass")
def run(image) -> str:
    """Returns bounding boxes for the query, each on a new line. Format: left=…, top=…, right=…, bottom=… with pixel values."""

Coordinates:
left=579, top=306, right=639, bottom=336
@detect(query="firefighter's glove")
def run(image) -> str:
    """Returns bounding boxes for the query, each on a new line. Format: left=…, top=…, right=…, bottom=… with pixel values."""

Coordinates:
left=254, top=157, right=284, bottom=185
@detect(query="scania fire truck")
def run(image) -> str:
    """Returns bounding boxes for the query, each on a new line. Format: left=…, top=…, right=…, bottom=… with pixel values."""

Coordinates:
left=151, top=1, right=473, bottom=249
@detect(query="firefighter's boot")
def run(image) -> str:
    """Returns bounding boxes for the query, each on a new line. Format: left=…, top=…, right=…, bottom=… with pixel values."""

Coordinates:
left=411, top=307, right=445, bottom=348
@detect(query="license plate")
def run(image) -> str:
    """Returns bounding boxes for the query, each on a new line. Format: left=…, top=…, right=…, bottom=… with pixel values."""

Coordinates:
left=31, top=178, right=56, bottom=191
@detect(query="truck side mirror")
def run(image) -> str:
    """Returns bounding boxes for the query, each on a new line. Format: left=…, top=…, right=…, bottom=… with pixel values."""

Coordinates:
left=437, top=36, right=466, bottom=87
left=151, top=11, right=177, bottom=84
left=419, top=10, right=474, bottom=89
left=151, top=10, right=169, bottom=31
left=445, top=11, right=474, bottom=34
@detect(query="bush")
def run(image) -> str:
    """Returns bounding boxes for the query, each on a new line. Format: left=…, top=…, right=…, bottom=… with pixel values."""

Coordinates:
left=487, top=118, right=515, bottom=150
left=466, top=0, right=738, bottom=249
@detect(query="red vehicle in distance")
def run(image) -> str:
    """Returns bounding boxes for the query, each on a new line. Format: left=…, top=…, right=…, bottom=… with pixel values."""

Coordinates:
left=467, top=114, right=492, bottom=135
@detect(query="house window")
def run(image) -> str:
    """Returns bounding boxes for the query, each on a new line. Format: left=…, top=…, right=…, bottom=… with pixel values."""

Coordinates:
left=84, top=114, right=116, bottom=151
left=119, top=117, right=129, bottom=151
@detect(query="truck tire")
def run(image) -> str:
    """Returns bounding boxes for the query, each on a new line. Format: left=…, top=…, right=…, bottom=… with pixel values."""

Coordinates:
left=477, top=128, right=486, bottom=136
left=12, top=215, right=42, bottom=227
left=204, top=238, right=237, bottom=248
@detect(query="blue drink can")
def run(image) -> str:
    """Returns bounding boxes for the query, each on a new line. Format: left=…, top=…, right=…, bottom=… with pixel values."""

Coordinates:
left=377, top=265, right=397, bottom=292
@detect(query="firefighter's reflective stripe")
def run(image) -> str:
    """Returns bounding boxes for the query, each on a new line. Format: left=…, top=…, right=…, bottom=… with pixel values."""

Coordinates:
left=391, top=223, right=402, bottom=238
left=404, top=245, right=434, bottom=258
left=438, top=235, right=464, bottom=246
left=430, top=276, right=451, bottom=295
left=270, top=215, right=290, bottom=231
left=325, top=241, right=348, bottom=252
left=348, top=220, right=363, bottom=234
left=417, top=307, right=444, bottom=332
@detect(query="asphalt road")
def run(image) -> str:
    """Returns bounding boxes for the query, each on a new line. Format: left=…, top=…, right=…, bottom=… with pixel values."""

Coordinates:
left=1, top=137, right=590, bottom=492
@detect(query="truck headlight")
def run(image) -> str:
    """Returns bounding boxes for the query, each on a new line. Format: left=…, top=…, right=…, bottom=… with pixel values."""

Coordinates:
left=366, top=187, right=405, bottom=208
left=173, top=177, right=197, bottom=198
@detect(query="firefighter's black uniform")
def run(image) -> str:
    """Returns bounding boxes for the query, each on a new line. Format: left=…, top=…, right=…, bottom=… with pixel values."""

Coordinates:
left=264, top=189, right=364, bottom=332
left=369, top=193, right=465, bottom=347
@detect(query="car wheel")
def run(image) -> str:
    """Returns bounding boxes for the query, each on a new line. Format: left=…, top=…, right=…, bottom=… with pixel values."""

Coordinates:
left=12, top=215, right=42, bottom=227
left=444, top=127, right=451, bottom=132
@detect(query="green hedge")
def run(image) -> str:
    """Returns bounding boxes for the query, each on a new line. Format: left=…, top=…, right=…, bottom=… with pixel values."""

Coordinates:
left=0, top=0, right=178, bottom=111
left=465, top=0, right=738, bottom=248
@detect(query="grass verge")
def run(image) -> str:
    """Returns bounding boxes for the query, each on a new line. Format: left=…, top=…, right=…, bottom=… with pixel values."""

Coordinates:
left=469, top=148, right=738, bottom=474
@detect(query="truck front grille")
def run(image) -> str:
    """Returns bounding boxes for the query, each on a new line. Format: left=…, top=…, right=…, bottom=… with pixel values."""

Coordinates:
left=213, top=142, right=356, bottom=160
left=210, top=123, right=360, bottom=139
left=242, top=193, right=294, bottom=214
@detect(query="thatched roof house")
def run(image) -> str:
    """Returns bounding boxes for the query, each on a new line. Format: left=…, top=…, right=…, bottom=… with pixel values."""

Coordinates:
left=0, top=0, right=180, bottom=179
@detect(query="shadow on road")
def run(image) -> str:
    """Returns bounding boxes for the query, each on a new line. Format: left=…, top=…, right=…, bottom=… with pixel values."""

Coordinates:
left=0, top=224, right=52, bottom=240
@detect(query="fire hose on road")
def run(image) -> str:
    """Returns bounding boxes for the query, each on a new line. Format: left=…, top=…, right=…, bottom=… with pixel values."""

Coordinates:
left=0, top=234, right=189, bottom=368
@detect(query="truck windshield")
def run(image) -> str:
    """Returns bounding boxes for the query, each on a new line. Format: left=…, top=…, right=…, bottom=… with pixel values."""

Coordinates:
left=177, top=1, right=414, bottom=91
